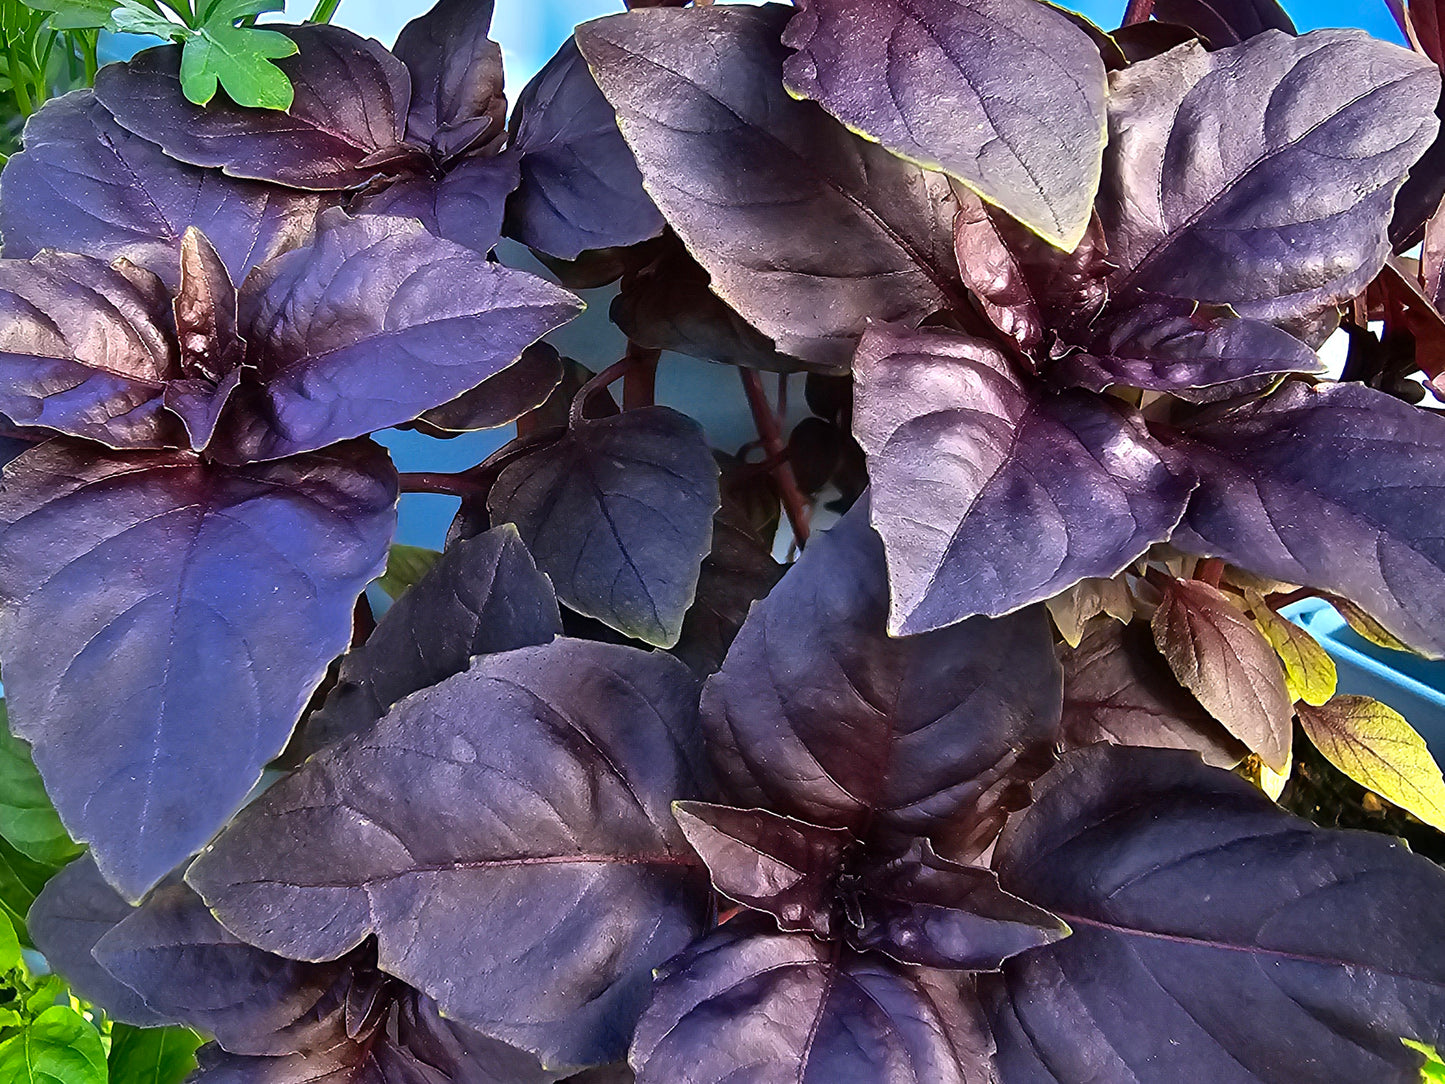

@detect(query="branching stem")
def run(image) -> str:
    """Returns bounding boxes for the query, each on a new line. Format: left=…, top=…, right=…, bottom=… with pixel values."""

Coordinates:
left=740, top=368, right=811, bottom=546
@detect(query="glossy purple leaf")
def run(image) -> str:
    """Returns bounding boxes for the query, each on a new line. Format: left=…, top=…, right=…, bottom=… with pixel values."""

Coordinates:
left=391, top=0, right=506, bottom=162
left=415, top=342, right=564, bottom=436
left=218, top=211, right=582, bottom=463
left=1151, top=0, right=1296, bottom=45
left=488, top=407, right=720, bottom=648
left=93, top=25, right=420, bottom=191
left=1165, top=379, right=1445, bottom=658
left=576, top=4, right=962, bottom=372
left=1101, top=31, right=1439, bottom=326
left=0, top=92, right=326, bottom=290
left=853, top=324, right=1193, bottom=634
left=986, top=744, right=1445, bottom=1084
left=505, top=38, right=664, bottom=261
left=351, top=151, right=522, bottom=257
left=702, top=503, right=1061, bottom=862
left=629, top=918, right=993, bottom=1084
left=172, top=228, right=242, bottom=384
left=303, top=524, right=562, bottom=754
left=1061, top=621, right=1246, bottom=768
left=780, top=0, right=1107, bottom=249
left=0, top=252, right=185, bottom=449
left=187, top=640, right=712, bottom=1070
left=0, top=439, right=396, bottom=899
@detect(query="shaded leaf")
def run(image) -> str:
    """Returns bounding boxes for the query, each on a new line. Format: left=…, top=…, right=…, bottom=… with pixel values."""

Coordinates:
left=415, top=342, right=565, bottom=436
left=1334, top=595, right=1417, bottom=654
left=0, top=1005, right=106, bottom=1084
left=0, top=705, right=80, bottom=868
left=1045, top=575, right=1132, bottom=648
left=1152, top=0, right=1296, bottom=46
left=0, top=439, right=396, bottom=899
left=392, top=0, right=507, bottom=161
left=106, top=1025, right=203, bottom=1084
left=351, top=151, right=522, bottom=257
left=375, top=544, right=439, bottom=601
left=1246, top=589, right=1337, bottom=706
left=670, top=510, right=784, bottom=678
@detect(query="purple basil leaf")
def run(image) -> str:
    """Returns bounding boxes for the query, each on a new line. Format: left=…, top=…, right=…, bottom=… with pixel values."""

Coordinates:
left=780, top=0, right=1107, bottom=249
left=504, top=37, right=665, bottom=261
left=702, top=502, right=1061, bottom=861
left=391, top=0, right=506, bottom=162
left=853, top=324, right=1193, bottom=634
left=561, top=1067, right=633, bottom=1084
left=303, top=524, right=562, bottom=753
left=172, top=228, right=242, bottom=384
left=1392, top=92, right=1445, bottom=251
left=26, top=856, right=171, bottom=1027
left=0, top=92, right=326, bottom=290
left=164, top=371, right=242, bottom=455
left=1101, top=31, right=1439, bottom=326
left=629, top=917, right=993, bottom=1084
left=0, top=252, right=186, bottom=449
left=986, top=744, right=1445, bottom=1083
left=0, top=439, right=396, bottom=899
left=1151, top=0, right=1296, bottom=45
left=414, top=342, right=564, bottom=436
left=576, top=4, right=962, bottom=373
left=850, top=838, right=1068, bottom=971
left=218, top=211, right=581, bottom=463
left=1109, top=20, right=1204, bottom=64
left=351, top=151, right=523, bottom=257
left=1165, top=379, right=1445, bottom=658
left=672, top=801, right=852, bottom=936
left=488, top=407, right=720, bottom=648
left=93, top=25, right=420, bottom=191
left=1062, top=621, right=1247, bottom=768
left=187, top=639, right=711, bottom=1070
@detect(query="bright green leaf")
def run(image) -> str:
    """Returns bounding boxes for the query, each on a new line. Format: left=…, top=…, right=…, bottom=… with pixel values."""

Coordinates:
left=0, top=837, right=55, bottom=946
left=108, top=0, right=186, bottom=39
left=201, top=0, right=285, bottom=22
left=16, top=0, right=112, bottom=31
left=1405, top=1040, right=1445, bottom=1083
left=0, top=705, right=81, bottom=868
left=1246, top=590, right=1337, bottom=706
left=0, top=1005, right=106, bottom=1084
left=178, top=22, right=296, bottom=108
left=0, top=910, right=20, bottom=972
left=108, top=1024, right=204, bottom=1084
left=1297, top=695, right=1445, bottom=832
left=377, top=544, right=441, bottom=601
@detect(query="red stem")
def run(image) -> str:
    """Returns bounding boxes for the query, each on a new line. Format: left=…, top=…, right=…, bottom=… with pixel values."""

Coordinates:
left=571, top=359, right=633, bottom=428
left=623, top=344, right=661, bottom=411
left=397, top=472, right=489, bottom=499
left=1122, top=0, right=1155, bottom=24
left=1195, top=557, right=1225, bottom=588
left=740, top=368, right=811, bottom=545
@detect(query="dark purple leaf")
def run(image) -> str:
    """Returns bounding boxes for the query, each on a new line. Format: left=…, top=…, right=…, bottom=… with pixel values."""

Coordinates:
left=702, top=503, right=1061, bottom=862
left=850, top=839, right=1067, bottom=971
left=187, top=640, right=711, bottom=1070
left=629, top=918, right=993, bottom=1084
left=780, top=0, right=1107, bottom=249
left=391, top=0, right=506, bottom=162
left=1151, top=0, right=1296, bottom=46
left=0, top=438, right=396, bottom=898
left=853, top=324, right=1193, bottom=634
left=414, top=343, right=564, bottom=436
left=576, top=4, right=962, bottom=372
left=985, top=744, right=1445, bottom=1084
left=351, top=152, right=522, bottom=257
left=172, top=228, right=242, bottom=385
left=488, top=407, right=720, bottom=648
left=671, top=509, right=784, bottom=678
left=1164, top=379, right=1445, bottom=658
left=1109, top=20, right=1203, bottom=63
left=1101, top=31, right=1439, bottom=326
left=0, top=92, right=326, bottom=290
left=561, top=1067, right=632, bottom=1084
left=672, top=802, right=852, bottom=936
left=505, top=38, right=664, bottom=261
left=218, top=211, right=581, bottom=463
left=303, top=524, right=562, bottom=753
left=0, top=252, right=185, bottom=449
left=1061, top=621, right=1247, bottom=768
left=93, top=25, right=420, bottom=191
left=165, top=371, right=241, bottom=455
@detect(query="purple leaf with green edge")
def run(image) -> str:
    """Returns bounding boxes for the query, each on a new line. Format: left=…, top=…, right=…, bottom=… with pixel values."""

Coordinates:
left=701, top=502, right=1062, bottom=862
left=1150, top=577, right=1293, bottom=771
left=1100, top=31, right=1439, bottom=328
left=852, top=323, right=1194, bottom=634
left=414, top=342, right=564, bottom=437
left=1151, top=0, right=1295, bottom=46
left=488, top=407, right=720, bottom=649
left=350, top=151, right=522, bottom=257
left=301, top=524, right=562, bottom=755
left=629, top=917, right=995, bottom=1084
left=93, top=25, right=421, bottom=191
left=1162, top=379, right=1445, bottom=659
left=849, top=838, right=1068, bottom=971
left=1061, top=620, right=1247, bottom=769
left=672, top=802, right=852, bottom=936
left=0, top=439, right=396, bottom=899
left=984, top=744, right=1445, bottom=1084
left=215, top=212, right=582, bottom=464
left=0, top=92, right=327, bottom=291
left=186, top=639, right=712, bottom=1071
left=780, top=0, right=1107, bottom=249
left=27, top=857, right=172, bottom=1027
left=504, top=37, right=664, bottom=262
left=391, top=0, right=507, bottom=163
left=0, top=253, right=186, bottom=450
left=575, top=4, right=963, bottom=373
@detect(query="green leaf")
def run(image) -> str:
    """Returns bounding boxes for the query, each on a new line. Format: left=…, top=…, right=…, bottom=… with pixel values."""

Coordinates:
left=201, top=0, right=285, bottom=21
left=0, top=910, right=20, bottom=972
left=1332, top=595, right=1418, bottom=654
left=17, top=1, right=112, bottom=31
left=107, top=1024, right=203, bottom=1084
left=377, top=545, right=441, bottom=601
left=1405, top=1040, right=1445, bottom=1083
left=0, top=837, right=54, bottom=946
left=178, top=23, right=296, bottom=109
left=0, top=1005, right=106, bottom=1084
left=1246, top=590, right=1337, bottom=707
left=0, top=706, right=81, bottom=868
left=23, top=975, right=65, bottom=1015
left=1297, top=695, right=1445, bottom=832
left=107, top=0, right=186, bottom=39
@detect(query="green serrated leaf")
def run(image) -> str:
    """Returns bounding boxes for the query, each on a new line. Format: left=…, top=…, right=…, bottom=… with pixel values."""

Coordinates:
left=1246, top=590, right=1337, bottom=706
left=1405, top=1039, right=1445, bottom=1083
left=0, top=706, right=81, bottom=868
left=0, top=1005, right=107, bottom=1084
left=377, top=544, right=441, bottom=601
left=108, top=1024, right=204, bottom=1084
left=178, top=22, right=295, bottom=108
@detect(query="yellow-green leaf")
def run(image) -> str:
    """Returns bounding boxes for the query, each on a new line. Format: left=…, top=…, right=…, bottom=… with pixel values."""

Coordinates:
left=1332, top=596, right=1416, bottom=654
left=1405, top=1039, right=1445, bottom=1083
left=1246, top=590, right=1337, bottom=706
left=377, top=545, right=441, bottom=601
left=0, top=1005, right=107, bottom=1084
left=1297, top=695, right=1445, bottom=832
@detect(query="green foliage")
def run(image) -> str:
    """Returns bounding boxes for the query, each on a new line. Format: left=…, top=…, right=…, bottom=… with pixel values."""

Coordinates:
left=0, top=0, right=98, bottom=155
left=106, top=1024, right=202, bottom=1084
left=0, top=1005, right=107, bottom=1084
left=378, top=544, right=442, bottom=600
left=0, top=706, right=83, bottom=869
left=1406, top=1040, right=1445, bottom=1083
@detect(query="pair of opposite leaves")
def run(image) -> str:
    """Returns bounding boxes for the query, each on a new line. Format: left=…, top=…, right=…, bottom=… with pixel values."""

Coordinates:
left=30, top=511, right=1445, bottom=1084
